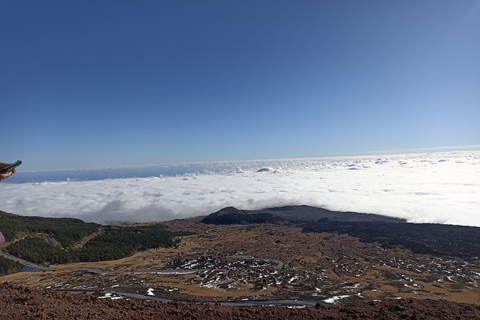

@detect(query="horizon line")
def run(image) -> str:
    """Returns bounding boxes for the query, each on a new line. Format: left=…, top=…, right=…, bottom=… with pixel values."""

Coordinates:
left=18, top=144, right=480, bottom=173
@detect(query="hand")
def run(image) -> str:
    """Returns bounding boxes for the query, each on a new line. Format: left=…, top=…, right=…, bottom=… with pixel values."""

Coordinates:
left=0, top=162, right=17, bottom=181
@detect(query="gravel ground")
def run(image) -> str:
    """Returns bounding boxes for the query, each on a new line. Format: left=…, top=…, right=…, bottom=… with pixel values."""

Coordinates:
left=1, top=282, right=479, bottom=319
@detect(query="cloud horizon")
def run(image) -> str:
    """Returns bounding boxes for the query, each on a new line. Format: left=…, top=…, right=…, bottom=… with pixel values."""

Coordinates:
left=1, top=151, right=479, bottom=227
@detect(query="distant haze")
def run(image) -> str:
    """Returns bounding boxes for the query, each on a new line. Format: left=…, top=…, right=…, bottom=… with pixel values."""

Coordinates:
left=1, top=151, right=479, bottom=227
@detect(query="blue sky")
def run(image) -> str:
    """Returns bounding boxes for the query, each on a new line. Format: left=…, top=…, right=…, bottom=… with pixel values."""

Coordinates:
left=1, top=1, right=479, bottom=171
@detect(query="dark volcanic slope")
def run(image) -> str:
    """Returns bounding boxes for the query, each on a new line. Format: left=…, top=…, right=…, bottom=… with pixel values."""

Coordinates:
left=248, top=205, right=407, bottom=223
left=304, top=220, right=480, bottom=258
left=201, top=205, right=406, bottom=225
left=201, top=206, right=479, bottom=258
left=1, top=283, right=479, bottom=320
left=201, top=207, right=284, bottom=225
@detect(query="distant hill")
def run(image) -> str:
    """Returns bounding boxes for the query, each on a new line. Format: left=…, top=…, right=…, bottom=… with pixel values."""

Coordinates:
left=200, top=205, right=404, bottom=225
left=201, top=207, right=284, bottom=225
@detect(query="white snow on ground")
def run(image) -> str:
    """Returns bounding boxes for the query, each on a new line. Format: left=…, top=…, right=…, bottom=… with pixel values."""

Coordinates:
left=323, top=295, right=350, bottom=304
left=98, top=293, right=123, bottom=300
left=146, top=288, right=155, bottom=296
left=0, top=151, right=479, bottom=226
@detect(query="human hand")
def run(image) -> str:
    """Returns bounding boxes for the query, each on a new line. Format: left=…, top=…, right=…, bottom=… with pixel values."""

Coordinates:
left=0, top=162, right=17, bottom=181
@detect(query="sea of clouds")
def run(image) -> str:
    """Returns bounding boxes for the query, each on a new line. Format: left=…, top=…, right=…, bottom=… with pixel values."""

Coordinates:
left=1, top=151, right=479, bottom=226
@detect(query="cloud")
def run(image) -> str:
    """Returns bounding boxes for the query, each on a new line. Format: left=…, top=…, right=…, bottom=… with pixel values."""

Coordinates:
left=77, top=201, right=181, bottom=224
left=0, top=151, right=479, bottom=226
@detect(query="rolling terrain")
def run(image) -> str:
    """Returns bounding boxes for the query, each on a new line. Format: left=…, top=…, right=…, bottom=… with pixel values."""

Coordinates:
left=1, top=206, right=479, bottom=318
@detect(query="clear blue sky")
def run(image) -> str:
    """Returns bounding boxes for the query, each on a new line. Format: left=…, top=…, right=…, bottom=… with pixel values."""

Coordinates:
left=1, top=1, right=479, bottom=171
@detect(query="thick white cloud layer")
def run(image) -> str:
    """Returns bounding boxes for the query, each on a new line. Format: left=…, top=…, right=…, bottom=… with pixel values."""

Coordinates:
left=1, top=151, right=479, bottom=226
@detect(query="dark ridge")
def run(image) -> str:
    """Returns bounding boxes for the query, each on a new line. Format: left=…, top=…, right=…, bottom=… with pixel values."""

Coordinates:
left=201, top=207, right=284, bottom=225
left=247, top=205, right=406, bottom=223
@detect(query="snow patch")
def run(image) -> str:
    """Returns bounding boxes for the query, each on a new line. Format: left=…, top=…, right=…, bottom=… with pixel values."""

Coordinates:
left=323, top=295, right=350, bottom=304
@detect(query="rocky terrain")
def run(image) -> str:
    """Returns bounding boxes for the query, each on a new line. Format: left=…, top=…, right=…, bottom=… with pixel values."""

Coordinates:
left=1, top=206, right=479, bottom=318
left=3, top=220, right=478, bottom=305
left=303, top=219, right=480, bottom=258
left=1, top=282, right=480, bottom=319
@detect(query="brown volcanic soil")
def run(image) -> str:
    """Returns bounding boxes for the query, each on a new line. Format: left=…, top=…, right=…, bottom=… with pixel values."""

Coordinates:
left=1, top=282, right=479, bottom=320
left=3, top=221, right=479, bottom=305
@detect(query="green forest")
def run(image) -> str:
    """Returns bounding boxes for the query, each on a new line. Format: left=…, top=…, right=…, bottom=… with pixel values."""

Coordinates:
left=6, top=224, right=193, bottom=265
left=1, top=211, right=193, bottom=266
left=0, top=211, right=100, bottom=248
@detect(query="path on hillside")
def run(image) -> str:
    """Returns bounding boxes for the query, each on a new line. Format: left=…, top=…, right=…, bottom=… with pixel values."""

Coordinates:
left=60, top=288, right=320, bottom=307
left=71, top=228, right=103, bottom=249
